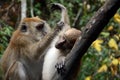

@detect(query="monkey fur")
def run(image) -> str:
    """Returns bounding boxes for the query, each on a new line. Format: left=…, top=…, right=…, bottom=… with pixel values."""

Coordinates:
left=1, top=16, right=64, bottom=80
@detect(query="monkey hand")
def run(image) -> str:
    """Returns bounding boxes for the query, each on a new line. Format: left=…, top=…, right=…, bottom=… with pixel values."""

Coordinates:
left=57, top=21, right=64, bottom=28
left=51, top=3, right=66, bottom=11
left=55, top=56, right=66, bottom=76
left=54, top=21, right=65, bottom=31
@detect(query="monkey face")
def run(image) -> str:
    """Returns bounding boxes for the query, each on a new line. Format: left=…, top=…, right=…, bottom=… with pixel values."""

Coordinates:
left=55, top=28, right=81, bottom=50
left=19, top=17, right=51, bottom=41
left=55, top=35, right=74, bottom=50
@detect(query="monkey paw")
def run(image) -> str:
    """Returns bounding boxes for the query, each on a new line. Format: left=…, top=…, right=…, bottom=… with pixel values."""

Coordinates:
left=55, top=57, right=66, bottom=76
left=57, top=21, right=65, bottom=28
left=51, top=3, right=66, bottom=11
left=51, top=3, right=61, bottom=11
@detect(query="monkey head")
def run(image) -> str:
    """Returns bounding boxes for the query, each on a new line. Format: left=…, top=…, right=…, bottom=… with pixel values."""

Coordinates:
left=55, top=28, right=81, bottom=50
left=18, top=17, right=51, bottom=41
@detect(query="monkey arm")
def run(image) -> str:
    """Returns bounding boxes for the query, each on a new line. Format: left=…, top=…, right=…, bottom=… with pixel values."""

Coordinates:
left=30, top=22, right=65, bottom=59
left=51, top=3, right=70, bottom=25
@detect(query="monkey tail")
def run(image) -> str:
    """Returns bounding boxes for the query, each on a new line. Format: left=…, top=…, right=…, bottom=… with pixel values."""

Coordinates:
left=51, top=3, right=70, bottom=25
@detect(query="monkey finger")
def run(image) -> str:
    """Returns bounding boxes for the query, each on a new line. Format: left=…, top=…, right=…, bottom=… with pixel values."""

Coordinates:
left=57, top=21, right=65, bottom=28
left=51, top=3, right=61, bottom=11
left=56, top=64, right=66, bottom=76
left=60, top=67, right=66, bottom=76
left=51, top=3, right=66, bottom=11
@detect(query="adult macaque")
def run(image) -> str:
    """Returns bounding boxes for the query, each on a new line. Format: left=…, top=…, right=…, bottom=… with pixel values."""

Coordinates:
left=0, top=16, right=64, bottom=80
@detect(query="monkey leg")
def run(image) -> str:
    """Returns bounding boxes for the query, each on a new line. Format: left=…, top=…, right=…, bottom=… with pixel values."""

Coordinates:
left=5, top=61, right=28, bottom=80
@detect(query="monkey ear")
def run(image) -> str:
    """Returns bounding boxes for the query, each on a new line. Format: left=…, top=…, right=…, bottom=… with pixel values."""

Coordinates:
left=20, top=25, right=27, bottom=32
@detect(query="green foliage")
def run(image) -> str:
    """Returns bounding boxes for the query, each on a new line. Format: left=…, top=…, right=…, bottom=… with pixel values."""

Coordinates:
left=0, top=20, right=13, bottom=57
left=34, top=3, right=41, bottom=16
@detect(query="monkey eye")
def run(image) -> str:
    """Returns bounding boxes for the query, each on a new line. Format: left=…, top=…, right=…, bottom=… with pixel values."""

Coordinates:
left=36, top=23, right=44, bottom=30
left=21, top=25, right=27, bottom=32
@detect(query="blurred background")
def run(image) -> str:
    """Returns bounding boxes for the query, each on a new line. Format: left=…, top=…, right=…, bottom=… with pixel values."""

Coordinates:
left=0, top=0, right=120, bottom=80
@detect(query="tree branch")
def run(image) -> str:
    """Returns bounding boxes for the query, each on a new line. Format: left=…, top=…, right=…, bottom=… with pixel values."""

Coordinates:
left=21, top=0, right=27, bottom=20
left=30, top=0, right=34, bottom=17
left=53, top=0, right=120, bottom=80
left=72, top=9, right=83, bottom=29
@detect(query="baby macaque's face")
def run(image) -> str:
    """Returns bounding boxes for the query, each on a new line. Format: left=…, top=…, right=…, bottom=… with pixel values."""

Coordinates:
left=55, top=28, right=81, bottom=50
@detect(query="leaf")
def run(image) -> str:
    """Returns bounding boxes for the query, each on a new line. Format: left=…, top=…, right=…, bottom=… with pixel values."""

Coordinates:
left=114, top=35, right=119, bottom=40
left=97, top=64, right=107, bottom=73
left=101, top=32, right=110, bottom=37
left=92, top=39, right=103, bottom=52
left=85, top=76, right=92, bottom=80
left=114, top=13, right=120, bottom=23
left=107, top=26, right=113, bottom=31
left=108, top=38, right=118, bottom=50
left=112, top=59, right=118, bottom=66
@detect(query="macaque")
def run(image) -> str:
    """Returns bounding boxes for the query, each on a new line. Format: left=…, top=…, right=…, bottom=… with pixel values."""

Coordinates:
left=55, top=28, right=81, bottom=50
left=42, top=3, right=81, bottom=80
left=0, top=16, right=64, bottom=80
left=55, top=28, right=81, bottom=80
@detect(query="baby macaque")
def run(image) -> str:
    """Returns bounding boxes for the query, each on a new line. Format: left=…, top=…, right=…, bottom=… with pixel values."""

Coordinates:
left=55, top=28, right=81, bottom=75
left=55, top=28, right=81, bottom=50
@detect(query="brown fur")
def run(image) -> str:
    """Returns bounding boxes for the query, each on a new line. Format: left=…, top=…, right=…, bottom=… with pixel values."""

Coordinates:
left=1, top=17, right=62, bottom=80
left=23, top=17, right=44, bottom=22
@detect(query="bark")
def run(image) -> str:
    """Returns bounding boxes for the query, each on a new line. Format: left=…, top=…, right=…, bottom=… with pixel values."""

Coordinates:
left=53, top=0, right=120, bottom=80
